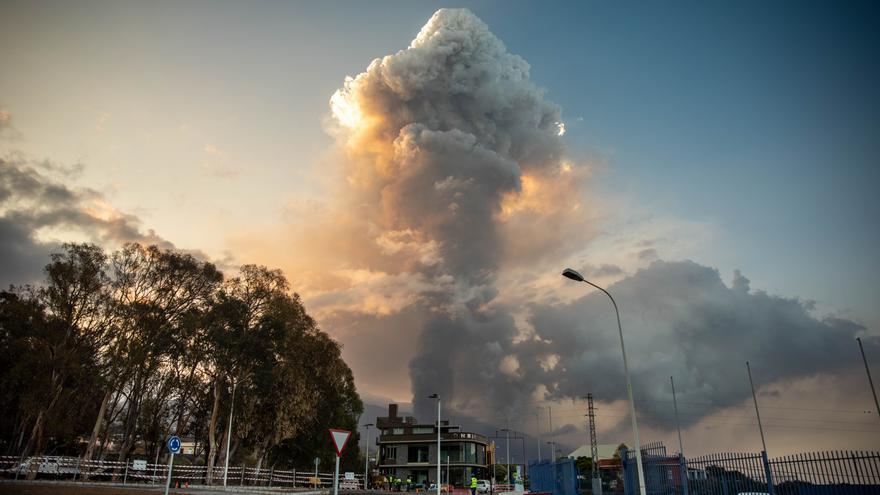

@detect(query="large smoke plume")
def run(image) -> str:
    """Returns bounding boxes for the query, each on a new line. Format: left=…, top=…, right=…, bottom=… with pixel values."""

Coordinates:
left=324, top=8, right=877, bottom=428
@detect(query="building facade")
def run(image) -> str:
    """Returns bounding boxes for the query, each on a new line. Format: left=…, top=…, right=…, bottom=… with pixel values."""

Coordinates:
left=377, top=404, right=489, bottom=486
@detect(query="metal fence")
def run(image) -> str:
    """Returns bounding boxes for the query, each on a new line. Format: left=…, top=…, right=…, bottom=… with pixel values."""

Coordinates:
left=622, top=444, right=880, bottom=495
left=529, top=458, right=579, bottom=495
left=0, top=455, right=364, bottom=488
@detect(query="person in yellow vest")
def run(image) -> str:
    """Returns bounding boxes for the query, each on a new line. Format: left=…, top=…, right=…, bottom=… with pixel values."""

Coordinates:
left=470, top=474, right=478, bottom=495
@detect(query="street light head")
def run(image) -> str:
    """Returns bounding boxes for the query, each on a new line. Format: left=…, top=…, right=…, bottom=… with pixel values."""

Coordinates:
left=428, top=393, right=439, bottom=399
left=562, top=268, right=585, bottom=282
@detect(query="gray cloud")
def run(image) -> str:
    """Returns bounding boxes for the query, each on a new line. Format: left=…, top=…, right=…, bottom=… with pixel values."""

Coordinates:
left=0, top=155, right=179, bottom=287
left=584, top=263, right=625, bottom=278
left=546, top=424, right=579, bottom=437
left=637, top=248, right=658, bottom=261
left=524, top=260, right=877, bottom=427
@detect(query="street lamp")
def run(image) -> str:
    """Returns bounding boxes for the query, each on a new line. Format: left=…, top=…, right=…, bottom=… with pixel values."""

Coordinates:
left=562, top=268, right=646, bottom=495
left=500, top=428, right=511, bottom=486
left=429, top=394, right=441, bottom=495
left=363, top=423, right=374, bottom=489
left=535, top=409, right=542, bottom=462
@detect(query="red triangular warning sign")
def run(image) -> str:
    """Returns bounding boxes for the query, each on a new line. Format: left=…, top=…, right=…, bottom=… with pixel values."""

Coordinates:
left=329, top=428, right=351, bottom=457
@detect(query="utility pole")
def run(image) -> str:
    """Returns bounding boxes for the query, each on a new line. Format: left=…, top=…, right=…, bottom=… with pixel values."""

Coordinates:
left=746, top=361, right=768, bottom=454
left=585, top=395, right=601, bottom=495
left=857, top=337, right=880, bottom=422
left=670, top=377, right=684, bottom=457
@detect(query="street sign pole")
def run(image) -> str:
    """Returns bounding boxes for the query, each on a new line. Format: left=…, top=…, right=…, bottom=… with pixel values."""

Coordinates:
left=164, top=436, right=181, bottom=495
left=334, top=454, right=341, bottom=495
left=164, top=452, right=174, bottom=495
left=329, top=429, right=352, bottom=495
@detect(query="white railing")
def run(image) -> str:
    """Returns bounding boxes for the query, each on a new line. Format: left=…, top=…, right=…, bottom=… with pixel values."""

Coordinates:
left=0, top=455, right=364, bottom=488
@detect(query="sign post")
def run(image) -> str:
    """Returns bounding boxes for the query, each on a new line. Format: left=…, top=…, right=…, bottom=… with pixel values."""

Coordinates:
left=164, top=436, right=181, bottom=495
left=329, top=429, right=352, bottom=495
left=314, top=457, right=321, bottom=487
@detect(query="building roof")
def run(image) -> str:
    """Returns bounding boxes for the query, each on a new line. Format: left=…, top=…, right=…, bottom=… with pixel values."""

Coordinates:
left=566, top=444, right=620, bottom=460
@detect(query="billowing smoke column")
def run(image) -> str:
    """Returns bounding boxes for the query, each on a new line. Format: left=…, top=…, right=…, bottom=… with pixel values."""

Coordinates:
left=330, top=8, right=572, bottom=418
left=329, top=8, right=877, bottom=428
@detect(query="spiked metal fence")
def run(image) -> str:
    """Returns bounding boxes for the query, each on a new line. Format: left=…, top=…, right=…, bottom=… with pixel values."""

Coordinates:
left=622, top=443, right=880, bottom=495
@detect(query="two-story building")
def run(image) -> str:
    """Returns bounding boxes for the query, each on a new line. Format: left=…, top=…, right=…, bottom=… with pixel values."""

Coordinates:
left=377, top=404, right=489, bottom=487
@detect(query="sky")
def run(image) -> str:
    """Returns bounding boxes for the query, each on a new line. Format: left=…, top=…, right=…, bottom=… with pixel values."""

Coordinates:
left=1, top=0, right=879, bottom=457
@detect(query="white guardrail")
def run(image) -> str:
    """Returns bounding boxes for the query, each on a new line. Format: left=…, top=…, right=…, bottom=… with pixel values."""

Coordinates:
left=0, top=455, right=364, bottom=488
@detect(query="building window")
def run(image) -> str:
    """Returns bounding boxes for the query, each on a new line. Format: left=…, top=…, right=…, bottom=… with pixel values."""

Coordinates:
left=392, top=428, right=404, bottom=435
left=408, top=445, right=430, bottom=463
left=441, top=444, right=462, bottom=462
left=383, top=446, right=398, bottom=463
left=464, top=443, right=477, bottom=463
left=413, top=427, right=434, bottom=434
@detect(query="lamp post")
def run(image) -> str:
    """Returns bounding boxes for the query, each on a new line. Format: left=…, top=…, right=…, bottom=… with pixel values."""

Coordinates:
left=562, top=268, right=646, bottom=495
left=223, top=378, right=237, bottom=487
left=429, top=394, right=441, bottom=495
left=363, top=423, right=373, bottom=489
left=856, top=337, right=880, bottom=422
left=535, top=409, right=542, bottom=462
left=500, top=428, right=511, bottom=486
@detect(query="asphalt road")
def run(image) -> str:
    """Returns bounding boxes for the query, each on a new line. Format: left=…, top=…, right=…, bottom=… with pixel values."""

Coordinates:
left=0, top=481, right=327, bottom=495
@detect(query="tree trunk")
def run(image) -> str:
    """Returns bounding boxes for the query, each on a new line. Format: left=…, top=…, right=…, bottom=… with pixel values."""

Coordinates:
left=216, top=420, right=228, bottom=471
left=23, top=378, right=65, bottom=479
left=205, top=379, right=221, bottom=485
left=84, top=389, right=111, bottom=462
left=117, top=372, right=145, bottom=463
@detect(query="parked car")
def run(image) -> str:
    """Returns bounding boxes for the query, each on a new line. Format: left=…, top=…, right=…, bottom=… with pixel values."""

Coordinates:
left=476, top=480, right=491, bottom=493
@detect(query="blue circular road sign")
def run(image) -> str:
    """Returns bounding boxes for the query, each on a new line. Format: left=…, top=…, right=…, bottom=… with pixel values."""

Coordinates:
left=167, top=436, right=181, bottom=454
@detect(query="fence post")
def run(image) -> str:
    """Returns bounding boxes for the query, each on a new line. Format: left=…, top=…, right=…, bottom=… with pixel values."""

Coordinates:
left=124, top=463, right=129, bottom=484
left=761, top=451, right=775, bottom=495
left=294, top=468, right=297, bottom=487
left=241, top=464, right=245, bottom=486
left=269, top=467, right=274, bottom=487
left=678, top=454, right=689, bottom=495
left=73, top=456, right=81, bottom=482
left=619, top=448, right=630, bottom=495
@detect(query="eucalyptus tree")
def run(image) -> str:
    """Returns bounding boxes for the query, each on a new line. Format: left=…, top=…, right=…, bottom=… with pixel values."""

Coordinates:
left=106, top=243, right=222, bottom=463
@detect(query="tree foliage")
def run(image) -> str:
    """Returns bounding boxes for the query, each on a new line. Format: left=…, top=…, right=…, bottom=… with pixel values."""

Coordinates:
left=0, top=243, right=362, bottom=480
